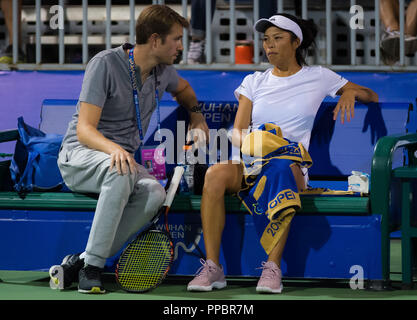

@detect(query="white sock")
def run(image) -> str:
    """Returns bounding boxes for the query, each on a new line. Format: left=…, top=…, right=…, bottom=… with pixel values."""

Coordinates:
left=79, top=252, right=86, bottom=260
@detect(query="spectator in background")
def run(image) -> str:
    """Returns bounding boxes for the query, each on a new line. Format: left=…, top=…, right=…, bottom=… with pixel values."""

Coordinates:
left=0, top=0, right=25, bottom=64
left=186, top=0, right=215, bottom=64
left=186, top=0, right=277, bottom=64
left=380, top=0, right=417, bottom=63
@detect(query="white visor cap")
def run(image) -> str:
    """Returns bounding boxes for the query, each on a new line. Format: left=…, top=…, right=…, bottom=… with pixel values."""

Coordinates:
left=254, top=15, right=303, bottom=44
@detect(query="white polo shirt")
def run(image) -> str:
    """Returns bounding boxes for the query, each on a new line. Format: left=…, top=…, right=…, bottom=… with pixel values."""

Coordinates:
left=234, top=65, right=348, bottom=152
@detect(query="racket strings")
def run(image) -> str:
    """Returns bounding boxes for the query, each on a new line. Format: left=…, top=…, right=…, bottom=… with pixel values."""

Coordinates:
left=117, top=231, right=172, bottom=291
left=116, top=167, right=182, bottom=292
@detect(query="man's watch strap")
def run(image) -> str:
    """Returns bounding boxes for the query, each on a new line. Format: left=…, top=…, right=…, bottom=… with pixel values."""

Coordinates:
left=190, top=105, right=202, bottom=113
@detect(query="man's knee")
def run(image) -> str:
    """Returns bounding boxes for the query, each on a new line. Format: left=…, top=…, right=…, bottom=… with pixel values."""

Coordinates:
left=138, top=178, right=166, bottom=216
left=105, top=169, right=138, bottom=194
left=149, top=180, right=166, bottom=207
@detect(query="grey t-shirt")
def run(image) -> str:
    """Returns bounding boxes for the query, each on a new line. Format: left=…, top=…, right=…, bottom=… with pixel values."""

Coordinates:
left=62, top=43, right=179, bottom=153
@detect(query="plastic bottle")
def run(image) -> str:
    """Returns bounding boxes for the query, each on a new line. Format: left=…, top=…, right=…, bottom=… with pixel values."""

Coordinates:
left=179, top=144, right=194, bottom=194
left=179, top=171, right=189, bottom=194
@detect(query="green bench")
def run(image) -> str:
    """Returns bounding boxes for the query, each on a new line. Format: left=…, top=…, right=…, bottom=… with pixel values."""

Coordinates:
left=1, top=127, right=416, bottom=287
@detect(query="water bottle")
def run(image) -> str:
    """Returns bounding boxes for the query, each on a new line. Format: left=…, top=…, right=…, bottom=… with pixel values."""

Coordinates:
left=193, top=146, right=208, bottom=195
left=179, top=170, right=189, bottom=194
left=179, top=144, right=194, bottom=194
left=183, top=144, right=195, bottom=193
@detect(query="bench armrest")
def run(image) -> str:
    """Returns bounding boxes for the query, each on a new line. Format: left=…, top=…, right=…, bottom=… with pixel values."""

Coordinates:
left=0, top=129, right=18, bottom=191
left=371, top=132, right=417, bottom=222
left=0, top=129, right=19, bottom=143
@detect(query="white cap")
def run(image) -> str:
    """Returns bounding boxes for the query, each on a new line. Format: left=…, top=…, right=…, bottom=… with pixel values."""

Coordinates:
left=254, top=15, right=303, bottom=44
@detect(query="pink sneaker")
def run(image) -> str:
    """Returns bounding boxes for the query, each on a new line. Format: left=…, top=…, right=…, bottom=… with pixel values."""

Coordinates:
left=256, top=261, right=283, bottom=293
left=187, top=259, right=227, bottom=292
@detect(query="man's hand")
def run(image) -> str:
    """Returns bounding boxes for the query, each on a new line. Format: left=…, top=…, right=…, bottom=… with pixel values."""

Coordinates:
left=109, top=147, right=138, bottom=175
left=77, top=102, right=139, bottom=175
left=187, top=112, right=210, bottom=146
left=171, top=77, right=210, bottom=146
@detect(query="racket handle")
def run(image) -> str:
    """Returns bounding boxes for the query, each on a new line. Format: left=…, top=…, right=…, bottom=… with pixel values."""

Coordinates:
left=163, top=166, right=184, bottom=207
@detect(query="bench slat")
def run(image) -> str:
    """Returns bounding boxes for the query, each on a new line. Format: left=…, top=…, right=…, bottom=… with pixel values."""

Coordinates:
left=0, top=129, right=19, bottom=143
left=393, top=166, right=417, bottom=178
left=0, top=192, right=369, bottom=215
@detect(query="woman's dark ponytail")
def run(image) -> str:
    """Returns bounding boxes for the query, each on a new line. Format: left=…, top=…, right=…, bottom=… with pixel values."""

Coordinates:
left=277, top=13, right=318, bottom=66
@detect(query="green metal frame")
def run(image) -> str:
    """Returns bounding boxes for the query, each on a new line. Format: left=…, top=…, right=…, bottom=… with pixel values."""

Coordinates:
left=371, top=132, right=417, bottom=285
left=393, top=163, right=417, bottom=288
left=0, top=129, right=19, bottom=142
left=0, top=129, right=19, bottom=191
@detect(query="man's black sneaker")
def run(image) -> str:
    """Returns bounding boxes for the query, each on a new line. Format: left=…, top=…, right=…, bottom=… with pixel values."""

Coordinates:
left=49, top=253, right=84, bottom=290
left=78, top=265, right=106, bottom=294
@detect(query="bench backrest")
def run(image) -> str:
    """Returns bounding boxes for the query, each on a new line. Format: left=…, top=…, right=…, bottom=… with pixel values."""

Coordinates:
left=40, top=99, right=79, bottom=135
left=309, top=102, right=411, bottom=177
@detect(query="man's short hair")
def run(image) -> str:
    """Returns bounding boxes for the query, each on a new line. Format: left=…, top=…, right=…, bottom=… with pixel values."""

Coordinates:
left=135, top=5, right=189, bottom=45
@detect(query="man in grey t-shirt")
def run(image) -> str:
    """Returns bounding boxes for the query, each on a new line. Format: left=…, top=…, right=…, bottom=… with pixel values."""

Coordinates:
left=50, top=5, right=209, bottom=294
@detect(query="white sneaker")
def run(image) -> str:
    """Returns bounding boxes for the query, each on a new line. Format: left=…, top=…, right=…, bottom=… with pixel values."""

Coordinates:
left=380, top=28, right=417, bottom=62
left=187, top=259, right=227, bottom=291
left=380, top=28, right=400, bottom=61
left=256, top=261, right=283, bottom=294
left=405, top=35, right=417, bottom=56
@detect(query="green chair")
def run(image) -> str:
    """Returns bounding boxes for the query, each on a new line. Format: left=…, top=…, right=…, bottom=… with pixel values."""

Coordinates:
left=393, top=162, right=417, bottom=289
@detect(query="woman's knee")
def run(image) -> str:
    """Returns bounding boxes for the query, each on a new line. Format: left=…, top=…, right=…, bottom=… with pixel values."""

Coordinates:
left=203, top=164, right=226, bottom=192
left=203, top=162, right=242, bottom=194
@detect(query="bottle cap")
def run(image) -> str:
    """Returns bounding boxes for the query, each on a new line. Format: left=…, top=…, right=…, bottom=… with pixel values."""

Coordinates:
left=183, top=145, right=192, bottom=151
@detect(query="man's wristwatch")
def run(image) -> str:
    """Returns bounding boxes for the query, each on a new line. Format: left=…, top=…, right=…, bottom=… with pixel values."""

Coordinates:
left=190, top=105, right=202, bottom=113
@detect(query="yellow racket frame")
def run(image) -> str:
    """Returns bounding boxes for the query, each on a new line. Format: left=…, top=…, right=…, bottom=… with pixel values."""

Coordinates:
left=116, top=229, right=173, bottom=292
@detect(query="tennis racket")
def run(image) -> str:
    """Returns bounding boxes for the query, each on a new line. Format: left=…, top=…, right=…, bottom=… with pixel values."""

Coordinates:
left=115, top=166, right=184, bottom=293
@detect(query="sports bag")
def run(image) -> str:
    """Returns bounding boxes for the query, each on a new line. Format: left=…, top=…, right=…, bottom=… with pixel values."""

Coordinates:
left=9, top=116, right=67, bottom=196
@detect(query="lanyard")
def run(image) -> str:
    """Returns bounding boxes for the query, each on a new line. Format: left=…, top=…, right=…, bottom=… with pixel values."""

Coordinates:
left=128, top=48, right=161, bottom=145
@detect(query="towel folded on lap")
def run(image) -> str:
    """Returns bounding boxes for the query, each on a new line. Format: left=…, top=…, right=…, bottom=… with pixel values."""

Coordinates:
left=237, top=123, right=312, bottom=254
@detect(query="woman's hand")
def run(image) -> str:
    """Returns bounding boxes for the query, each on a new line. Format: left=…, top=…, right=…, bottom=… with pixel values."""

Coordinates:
left=334, top=81, right=379, bottom=124
left=333, top=89, right=356, bottom=124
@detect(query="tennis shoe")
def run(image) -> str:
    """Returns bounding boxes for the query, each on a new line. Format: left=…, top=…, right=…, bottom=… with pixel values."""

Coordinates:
left=78, top=265, right=106, bottom=294
left=256, top=261, right=283, bottom=293
left=187, top=259, right=227, bottom=291
left=186, top=40, right=205, bottom=64
left=380, top=28, right=417, bottom=64
left=380, top=28, right=400, bottom=61
left=49, top=253, right=84, bottom=290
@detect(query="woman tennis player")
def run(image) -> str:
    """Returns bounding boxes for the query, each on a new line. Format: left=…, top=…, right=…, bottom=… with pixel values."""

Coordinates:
left=187, top=13, right=379, bottom=293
